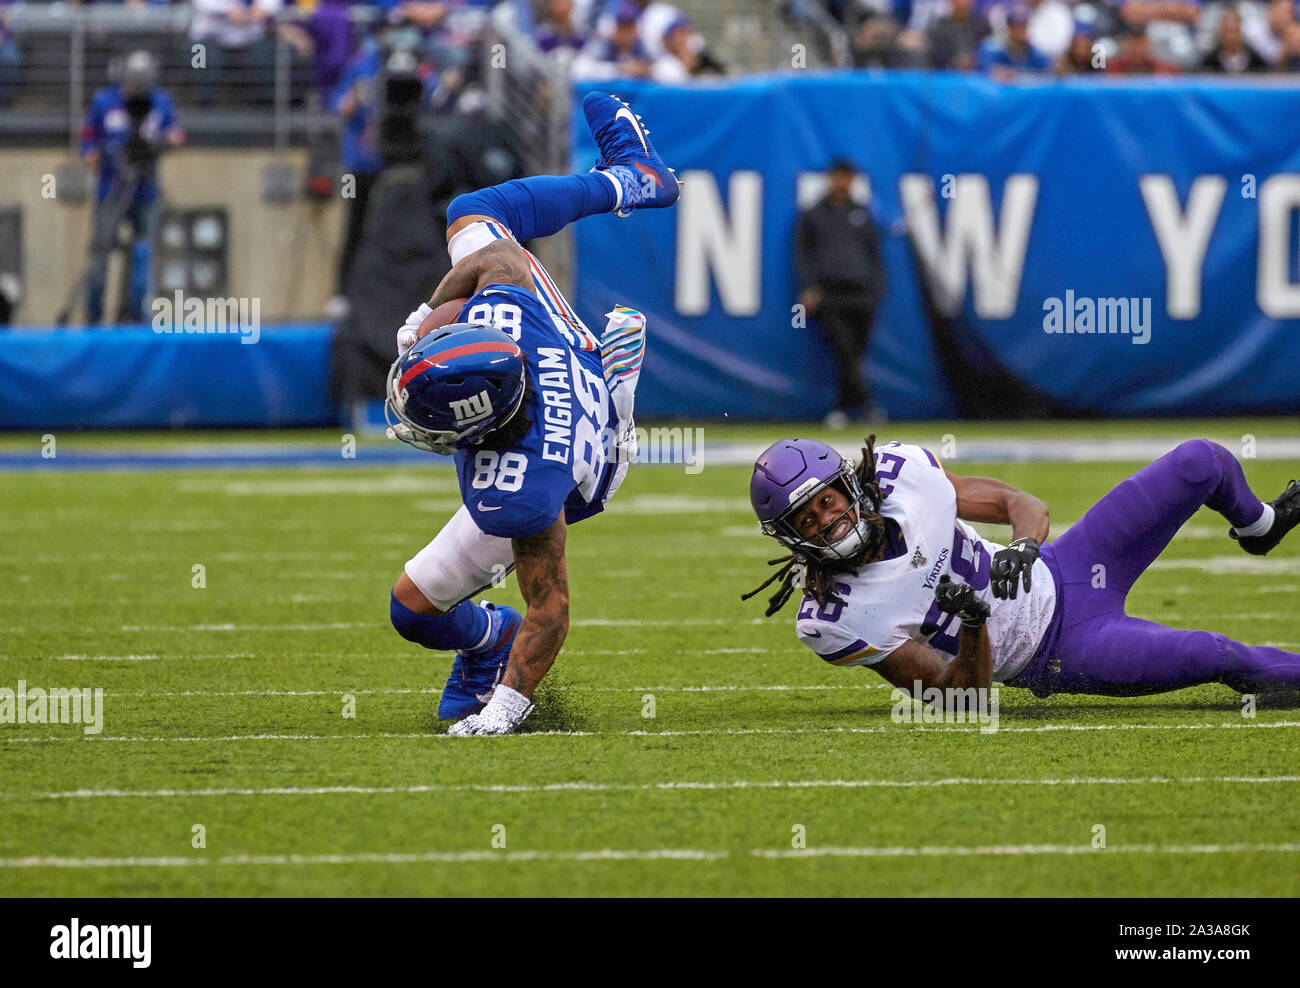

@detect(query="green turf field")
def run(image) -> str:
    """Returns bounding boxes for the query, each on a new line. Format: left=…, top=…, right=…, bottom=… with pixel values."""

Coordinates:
left=1, top=422, right=1298, bottom=897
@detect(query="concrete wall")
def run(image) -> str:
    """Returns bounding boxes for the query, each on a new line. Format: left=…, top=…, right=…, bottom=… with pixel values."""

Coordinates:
left=0, top=148, right=344, bottom=325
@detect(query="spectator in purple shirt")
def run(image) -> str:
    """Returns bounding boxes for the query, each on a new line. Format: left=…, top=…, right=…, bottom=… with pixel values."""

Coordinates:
left=535, top=0, right=589, bottom=56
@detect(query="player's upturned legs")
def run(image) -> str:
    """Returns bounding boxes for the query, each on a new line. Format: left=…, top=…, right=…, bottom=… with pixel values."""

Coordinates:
left=1046, top=612, right=1300, bottom=696
left=1051, top=440, right=1270, bottom=595
left=443, top=93, right=679, bottom=240
left=446, top=173, right=618, bottom=243
left=581, top=92, right=680, bottom=216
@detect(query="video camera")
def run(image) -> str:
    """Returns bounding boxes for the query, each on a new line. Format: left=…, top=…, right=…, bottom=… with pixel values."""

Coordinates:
left=373, top=29, right=426, bottom=164
left=112, top=50, right=161, bottom=176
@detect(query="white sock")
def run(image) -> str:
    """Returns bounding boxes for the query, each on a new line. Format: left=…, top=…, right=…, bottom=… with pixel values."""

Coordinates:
left=468, top=603, right=495, bottom=653
left=1234, top=503, right=1275, bottom=538
left=596, top=167, right=623, bottom=212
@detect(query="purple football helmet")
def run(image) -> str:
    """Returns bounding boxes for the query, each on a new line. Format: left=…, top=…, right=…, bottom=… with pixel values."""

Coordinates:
left=750, top=438, right=874, bottom=561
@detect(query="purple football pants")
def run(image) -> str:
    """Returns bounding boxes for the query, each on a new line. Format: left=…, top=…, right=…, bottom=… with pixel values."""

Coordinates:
left=1007, top=440, right=1300, bottom=697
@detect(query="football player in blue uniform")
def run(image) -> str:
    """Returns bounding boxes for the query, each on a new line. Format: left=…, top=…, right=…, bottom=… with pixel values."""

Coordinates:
left=385, top=93, right=678, bottom=735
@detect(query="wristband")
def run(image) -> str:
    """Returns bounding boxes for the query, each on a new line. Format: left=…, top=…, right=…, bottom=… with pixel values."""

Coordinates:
left=404, top=302, right=434, bottom=329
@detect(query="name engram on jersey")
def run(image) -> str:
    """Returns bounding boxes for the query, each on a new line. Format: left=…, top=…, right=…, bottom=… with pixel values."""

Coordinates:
left=794, top=442, right=1057, bottom=680
left=452, top=283, right=625, bottom=539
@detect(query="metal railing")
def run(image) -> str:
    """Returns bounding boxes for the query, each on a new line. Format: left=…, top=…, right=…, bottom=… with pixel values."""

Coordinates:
left=2, top=4, right=388, bottom=147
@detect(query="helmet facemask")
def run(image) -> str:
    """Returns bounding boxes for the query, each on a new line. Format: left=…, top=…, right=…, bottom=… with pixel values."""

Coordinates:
left=762, top=464, right=875, bottom=563
left=383, top=352, right=527, bottom=456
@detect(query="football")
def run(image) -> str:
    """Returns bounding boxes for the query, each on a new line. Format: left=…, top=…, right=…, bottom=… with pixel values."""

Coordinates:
left=416, top=297, right=471, bottom=341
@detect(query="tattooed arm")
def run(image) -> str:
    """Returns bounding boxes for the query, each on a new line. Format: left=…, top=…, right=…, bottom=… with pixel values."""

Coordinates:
left=502, top=513, right=570, bottom=697
left=427, top=238, right=535, bottom=310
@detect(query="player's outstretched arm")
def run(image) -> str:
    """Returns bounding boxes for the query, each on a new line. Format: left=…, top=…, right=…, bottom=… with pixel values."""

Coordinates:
left=502, top=513, right=570, bottom=697
left=426, top=238, right=535, bottom=310
left=874, top=578, right=993, bottom=701
left=946, top=471, right=1050, bottom=544
left=874, top=632, right=993, bottom=702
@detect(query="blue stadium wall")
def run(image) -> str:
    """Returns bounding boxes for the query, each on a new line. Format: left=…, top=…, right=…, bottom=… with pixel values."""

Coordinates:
left=0, top=326, right=336, bottom=430
left=571, top=72, right=1300, bottom=420
left=4, top=71, right=1300, bottom=429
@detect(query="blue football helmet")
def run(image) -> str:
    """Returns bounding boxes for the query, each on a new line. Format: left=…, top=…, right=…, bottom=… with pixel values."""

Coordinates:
left=385, top=323, right=528, bottom=455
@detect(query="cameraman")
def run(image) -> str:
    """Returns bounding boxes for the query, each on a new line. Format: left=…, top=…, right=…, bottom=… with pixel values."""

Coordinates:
left=329, top=27, right=436, bottom=307
left=79, top=50, right=185, bottom=325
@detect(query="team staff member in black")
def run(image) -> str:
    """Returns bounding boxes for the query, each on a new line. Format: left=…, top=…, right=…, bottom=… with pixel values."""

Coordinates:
left=795, top=158, right=885, bottom=428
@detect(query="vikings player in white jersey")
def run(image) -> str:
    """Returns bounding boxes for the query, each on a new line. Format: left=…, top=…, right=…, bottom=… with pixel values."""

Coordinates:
left=746, top=436, right=1300, bottom=699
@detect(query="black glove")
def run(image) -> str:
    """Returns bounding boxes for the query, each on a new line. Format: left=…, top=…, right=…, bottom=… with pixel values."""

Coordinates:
left=990, top=537, right=1038, bottom=600
left=934, top=574, right=990, bottom=632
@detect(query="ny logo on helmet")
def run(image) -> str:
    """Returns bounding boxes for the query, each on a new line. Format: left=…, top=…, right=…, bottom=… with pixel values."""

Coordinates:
left=449, top=390, right=494, bottom=426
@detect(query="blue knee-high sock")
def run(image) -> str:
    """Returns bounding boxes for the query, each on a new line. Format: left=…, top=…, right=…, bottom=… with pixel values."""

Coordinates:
left=447, top=173, right=617, bottom=242
left=390, top=594, right=491, bottom=652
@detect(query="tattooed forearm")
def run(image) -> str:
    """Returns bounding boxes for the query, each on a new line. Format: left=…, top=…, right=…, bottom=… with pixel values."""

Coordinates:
left=503, top=515, right=569, bottom=697
left=427, top=239, right=534, bottom=310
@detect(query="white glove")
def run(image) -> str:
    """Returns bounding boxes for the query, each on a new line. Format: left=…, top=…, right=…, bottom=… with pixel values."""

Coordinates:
left=397, top=302, right=434, bottom=356
left=446, top=684, right=534, bottom=736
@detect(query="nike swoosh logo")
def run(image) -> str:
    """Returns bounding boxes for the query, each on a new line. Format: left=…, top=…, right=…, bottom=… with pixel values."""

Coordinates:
left=615, top=107, right=649, bottom=156
left=803, top=630, right=821, bottom=638
left=477, top=504, right=502, bottom=512
left=632, top=160, right=663, bottom=188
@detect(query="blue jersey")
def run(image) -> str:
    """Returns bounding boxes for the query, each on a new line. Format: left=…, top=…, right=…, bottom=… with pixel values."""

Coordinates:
left=453, top=283, right=619, bottom=539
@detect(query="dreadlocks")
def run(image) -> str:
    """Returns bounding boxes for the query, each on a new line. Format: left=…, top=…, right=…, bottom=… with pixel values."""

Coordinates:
left=742, top=435, right=889, bottom=618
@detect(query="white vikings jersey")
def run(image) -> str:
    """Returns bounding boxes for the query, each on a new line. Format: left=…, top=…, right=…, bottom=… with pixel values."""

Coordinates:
left=794, top=442, right=1056, bottom=682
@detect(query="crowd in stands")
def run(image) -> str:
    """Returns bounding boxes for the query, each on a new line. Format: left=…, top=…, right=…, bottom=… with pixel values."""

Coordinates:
left=6, top=0, right=1297, bottom=113
left=1, top=0, right=1295, bottom=147
left=0, top=0, right=724, bottom=106
left=818, top=0, right=1300, bottom=74
left=531, top=0, right=725, bottom=81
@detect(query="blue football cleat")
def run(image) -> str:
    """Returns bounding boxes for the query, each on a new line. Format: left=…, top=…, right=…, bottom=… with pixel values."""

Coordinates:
left=437, top=601, right=523, bottom=720
left=582, top=92, right=680, bottom=217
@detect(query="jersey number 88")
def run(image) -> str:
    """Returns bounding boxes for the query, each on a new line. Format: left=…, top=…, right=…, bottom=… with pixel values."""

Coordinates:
left=472, top=450, right=527, bottom=492
left=465, top=301, right=523, bottom=341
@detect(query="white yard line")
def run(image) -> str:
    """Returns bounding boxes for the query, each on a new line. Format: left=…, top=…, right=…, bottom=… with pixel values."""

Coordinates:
left=0, top=849, right=728, bottom=869
left=51, top=655, right=161, bottom=662
left=85, top=619, right=737, bottom=632
left=750, top=842, right=1300, bottom=859
left=117, top=623, right=382, bottom=632
left=3, top=721, right=1299, bottom=744
left=106, top=682, right=875, bottom=698
left=22, top=775, right=1300, bottom=801
left=2, top=842, right=1297, bottom=870
left=1148, top=613, right=1297, bottom=622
